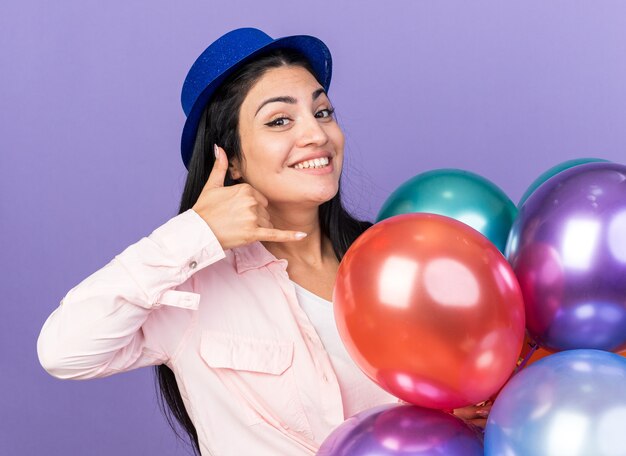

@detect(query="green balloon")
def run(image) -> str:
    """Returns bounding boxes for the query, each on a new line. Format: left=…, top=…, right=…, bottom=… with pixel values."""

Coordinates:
left=376, top=169, right=516, bottom=253
left=518, top=158, right=610, bottom=207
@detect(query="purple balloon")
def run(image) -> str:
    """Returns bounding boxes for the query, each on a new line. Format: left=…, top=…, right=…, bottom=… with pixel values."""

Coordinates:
left=507, top=162, right=626, bottom=352
left=317, top=404, right=483, bottom=456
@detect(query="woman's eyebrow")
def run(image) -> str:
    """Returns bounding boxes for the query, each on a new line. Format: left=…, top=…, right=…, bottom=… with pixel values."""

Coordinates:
left=255, top=88, right=328, bottom=117
left=312, top=88, right=326, bottom=100
left=255, top=96, right=296, bottom=116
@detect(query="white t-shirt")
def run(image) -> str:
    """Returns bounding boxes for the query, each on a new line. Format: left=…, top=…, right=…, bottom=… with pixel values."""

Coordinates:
left=290, top=280, right=397, bottom=419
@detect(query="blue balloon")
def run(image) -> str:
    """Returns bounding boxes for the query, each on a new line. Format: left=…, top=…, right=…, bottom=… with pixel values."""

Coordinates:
left=485, top=350, right=626, bottom=456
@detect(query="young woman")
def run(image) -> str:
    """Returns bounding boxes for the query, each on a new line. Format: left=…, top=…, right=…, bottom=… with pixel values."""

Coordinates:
left=38, top=27, right=488, bottom=455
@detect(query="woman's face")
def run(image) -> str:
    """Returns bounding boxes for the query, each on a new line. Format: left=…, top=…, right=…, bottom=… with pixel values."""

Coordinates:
left=232, top=65, right=344, bottom=208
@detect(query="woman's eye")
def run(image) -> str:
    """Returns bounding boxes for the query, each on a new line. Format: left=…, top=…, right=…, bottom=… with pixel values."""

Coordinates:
left=265, top=117, right=291, bottom=127
left=315, top=108, right=335, bottom=119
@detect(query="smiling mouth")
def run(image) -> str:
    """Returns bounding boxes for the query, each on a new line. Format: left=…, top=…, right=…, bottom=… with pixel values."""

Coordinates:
left=290, top=157, right=331, bottom=169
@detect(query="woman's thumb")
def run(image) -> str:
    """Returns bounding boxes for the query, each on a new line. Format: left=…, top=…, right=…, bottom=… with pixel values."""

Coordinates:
left=206, top=145, right=229, bottom=188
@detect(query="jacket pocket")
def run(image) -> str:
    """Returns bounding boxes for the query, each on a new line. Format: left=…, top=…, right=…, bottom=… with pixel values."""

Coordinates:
left=201, top=331, right=293, bottom=375
left=200, top=331, right=313, bottom=438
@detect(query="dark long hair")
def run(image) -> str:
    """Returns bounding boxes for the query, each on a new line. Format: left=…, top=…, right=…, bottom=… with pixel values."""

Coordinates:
left=155, top=48, right=373, bottom=454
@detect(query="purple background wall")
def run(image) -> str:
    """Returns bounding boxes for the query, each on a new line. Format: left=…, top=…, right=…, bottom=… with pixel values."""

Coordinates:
left=2, top=1, right=626, bottom=454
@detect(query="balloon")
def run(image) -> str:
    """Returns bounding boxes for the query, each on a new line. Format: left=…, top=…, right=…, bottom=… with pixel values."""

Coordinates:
left=485, top=350, right=626, bottom=456
left=518, top=157, right=609, bottom=207
left=506, top=162, right=626, bottom=352
left=376, top=169, right=517, bottom=253
left=333, top=213, right=525, bottom=410
left=318, top=404, right=483, bottom=456
left=517, top=333, right=626, bottom=370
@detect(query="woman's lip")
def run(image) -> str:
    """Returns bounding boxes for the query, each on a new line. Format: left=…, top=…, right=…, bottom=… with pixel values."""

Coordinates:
left=289, top=155, right=333, bottom=168
left=290, top=158, right=334, bottom=175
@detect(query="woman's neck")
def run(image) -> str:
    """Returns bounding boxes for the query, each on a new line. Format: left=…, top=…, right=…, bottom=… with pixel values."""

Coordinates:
left=261, top=205, right=331, bottom=267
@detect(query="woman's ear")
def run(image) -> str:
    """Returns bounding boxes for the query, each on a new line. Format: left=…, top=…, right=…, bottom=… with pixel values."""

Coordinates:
left=228, top=159, right=243, bottom=181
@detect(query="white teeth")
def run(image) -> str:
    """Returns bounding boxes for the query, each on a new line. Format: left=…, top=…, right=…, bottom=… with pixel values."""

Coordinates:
left=293, top=157, right=330, bottom=169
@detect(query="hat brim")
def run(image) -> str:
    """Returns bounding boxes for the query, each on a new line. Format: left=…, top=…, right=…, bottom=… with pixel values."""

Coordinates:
left=181, top=34, right=332, bottom=169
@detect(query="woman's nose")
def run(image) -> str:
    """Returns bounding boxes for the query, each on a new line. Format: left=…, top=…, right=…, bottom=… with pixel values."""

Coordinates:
left=295, top=114, right=329, bottom=148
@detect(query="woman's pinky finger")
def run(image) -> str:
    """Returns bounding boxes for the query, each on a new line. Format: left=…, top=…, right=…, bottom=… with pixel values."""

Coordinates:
left=254, top=227, right=308, bottom=243
left=465, top=418, right=487, bottom=429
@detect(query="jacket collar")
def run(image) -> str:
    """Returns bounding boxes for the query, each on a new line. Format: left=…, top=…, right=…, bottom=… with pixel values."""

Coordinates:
left=232, top=241, right=288, bottom=274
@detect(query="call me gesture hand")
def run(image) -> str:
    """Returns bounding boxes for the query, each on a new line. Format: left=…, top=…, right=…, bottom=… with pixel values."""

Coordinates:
left=192, top=145, right=308, bottom=251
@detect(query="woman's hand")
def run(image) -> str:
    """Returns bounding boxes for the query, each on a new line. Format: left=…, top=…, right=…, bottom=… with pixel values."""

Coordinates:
left=192, top=146, right=307, bottom=251
left=453, top=402, right=492, bottom=429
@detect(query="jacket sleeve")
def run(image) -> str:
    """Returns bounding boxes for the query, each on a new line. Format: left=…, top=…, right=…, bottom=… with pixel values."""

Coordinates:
left=37, top=209, right=226, bottom=380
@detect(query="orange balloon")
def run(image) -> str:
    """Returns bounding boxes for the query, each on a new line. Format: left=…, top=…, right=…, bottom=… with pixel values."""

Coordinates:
left=517, top=333, right=626, bottom=369
left=333, top=213, right=526, bottom=410
left=488, top=335, right=626, bottom=403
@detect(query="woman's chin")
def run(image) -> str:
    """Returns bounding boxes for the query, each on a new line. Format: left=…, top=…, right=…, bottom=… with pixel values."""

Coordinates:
left=273, top=191, right=338, bottom=208
left=309, top=187, right=340, bottom=205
